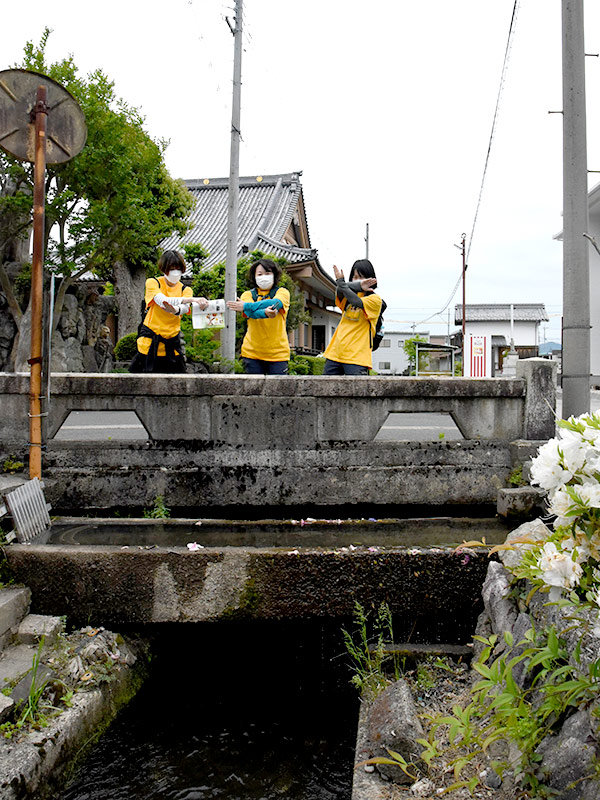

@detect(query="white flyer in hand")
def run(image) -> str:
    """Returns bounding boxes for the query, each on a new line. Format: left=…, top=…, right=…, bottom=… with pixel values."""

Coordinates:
left=192, top=299, right=226, bottom=330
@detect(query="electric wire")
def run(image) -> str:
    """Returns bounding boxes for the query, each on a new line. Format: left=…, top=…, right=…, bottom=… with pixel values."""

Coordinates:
left=466, top=0, right=521, bottom=263
left=414, top=0, right=521, bottom=329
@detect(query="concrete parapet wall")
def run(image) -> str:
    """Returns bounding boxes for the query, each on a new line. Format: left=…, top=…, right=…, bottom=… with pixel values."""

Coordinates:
left=0, top=362, right=555, bottom=509
left=0, top=370, right=553, bottom=447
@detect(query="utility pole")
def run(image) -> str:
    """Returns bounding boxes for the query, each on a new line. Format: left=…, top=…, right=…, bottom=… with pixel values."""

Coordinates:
left=562, top=0, right=590, bottom=417
left=460, top=233, right=466, bottom=376
left=365, top=222, right=369, bottom=259
left=223, top=0, right=243, bottom=368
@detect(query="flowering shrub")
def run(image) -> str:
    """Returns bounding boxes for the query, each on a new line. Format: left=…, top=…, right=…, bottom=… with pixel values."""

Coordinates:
left=514, top=411, right=600, bottom=610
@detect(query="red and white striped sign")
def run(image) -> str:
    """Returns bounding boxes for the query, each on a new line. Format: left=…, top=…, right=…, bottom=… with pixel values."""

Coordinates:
left=465, top=334, right=490, bottom=377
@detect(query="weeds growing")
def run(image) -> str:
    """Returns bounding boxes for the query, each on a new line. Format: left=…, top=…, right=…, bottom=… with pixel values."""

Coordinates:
left=342, top=601, right=401, bottom=699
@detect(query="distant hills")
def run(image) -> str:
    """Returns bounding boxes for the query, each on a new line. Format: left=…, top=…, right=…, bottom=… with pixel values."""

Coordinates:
left=539, top=341, right=561, bottom=355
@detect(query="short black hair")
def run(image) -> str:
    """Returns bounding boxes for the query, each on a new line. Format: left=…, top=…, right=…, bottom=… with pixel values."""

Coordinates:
left=247, top=258, right=282, bottom=288
left=158, top=250, right=186, bottom=275
left=349, top=259, right=377, bottom=285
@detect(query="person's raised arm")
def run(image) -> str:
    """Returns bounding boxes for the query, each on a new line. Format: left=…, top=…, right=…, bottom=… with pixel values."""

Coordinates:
left=332, top=265, right=375, bottom=308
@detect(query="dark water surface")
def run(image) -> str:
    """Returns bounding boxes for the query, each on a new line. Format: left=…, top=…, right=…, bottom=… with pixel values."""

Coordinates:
left=47, top=515, right=512, bottom=549
left=61, top=621, right=359, bottom=800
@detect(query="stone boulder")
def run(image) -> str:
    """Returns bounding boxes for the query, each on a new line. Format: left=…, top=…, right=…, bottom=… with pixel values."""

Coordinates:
left=363, top=679, right=425, bottom=783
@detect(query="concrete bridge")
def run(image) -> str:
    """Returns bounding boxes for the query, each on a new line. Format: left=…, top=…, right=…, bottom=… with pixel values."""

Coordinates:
left=0, top=361, right=555, bottom=632
left=0, top=358, right=555, bottom=513
left=5, top=539, right=492, bottom=641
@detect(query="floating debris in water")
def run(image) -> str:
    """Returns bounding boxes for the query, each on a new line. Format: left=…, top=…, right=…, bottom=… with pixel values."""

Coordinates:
left=194, top=520, right=203, bottom=526
left=187, top=542, right=204, bottom=551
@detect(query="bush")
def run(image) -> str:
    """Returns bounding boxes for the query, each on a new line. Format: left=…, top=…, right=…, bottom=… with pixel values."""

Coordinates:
left=113, top=332, right=138, bottom=362
left=289, top=354, right=325, bottom=375
left=180, top=315, right=219, bottom=365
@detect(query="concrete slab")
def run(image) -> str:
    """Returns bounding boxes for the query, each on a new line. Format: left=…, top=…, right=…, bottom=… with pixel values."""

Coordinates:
left=497, top=486, right=546, bottom=519
left=6, top=544, right=490, bottom=642
left=0, top=694, right=14, bottom=724
left=17, top=614, right=63, bottom=647
left=0, top=588, right=31, bottom=639
left=0, top=643, right=36, bottom=688
left=0, top=476, right=28, bottom=496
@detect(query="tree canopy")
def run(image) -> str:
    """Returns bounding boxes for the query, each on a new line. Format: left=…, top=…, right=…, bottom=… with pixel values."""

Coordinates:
left=0, top=29, right=193, bottom=337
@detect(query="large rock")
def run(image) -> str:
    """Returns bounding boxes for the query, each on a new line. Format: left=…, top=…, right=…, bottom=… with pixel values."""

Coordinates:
left=476, top=525, right=600, bottom=799
left=364, top=679, right=425, bottom=783
left=537, top=710, right=599, bottom=800
left=480, top=561, right=517, bottom=646
left=0, top=298, right=17, bottom=372
left=58, top=294, right=80, bottom=339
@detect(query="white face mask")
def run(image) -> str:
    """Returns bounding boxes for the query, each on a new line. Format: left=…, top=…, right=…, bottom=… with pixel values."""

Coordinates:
left=255, top=273, right=274, bottom=290
left=166, top=269, right=182, bottom=285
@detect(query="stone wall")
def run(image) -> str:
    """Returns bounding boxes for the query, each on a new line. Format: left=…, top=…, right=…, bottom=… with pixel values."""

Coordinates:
left=0, top=279, right=116, bottom=373
left=476, top=520, right=600, bottom=799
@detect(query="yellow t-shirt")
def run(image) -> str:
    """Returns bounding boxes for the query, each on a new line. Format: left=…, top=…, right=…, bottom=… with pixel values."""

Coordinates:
left=240, top=287, right=291, bottom=362
left=137, top=276, right=193, bottom=357
left=323, top=292, right=383, bottom=369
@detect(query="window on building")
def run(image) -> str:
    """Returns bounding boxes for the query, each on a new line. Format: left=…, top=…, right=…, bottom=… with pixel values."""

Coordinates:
left=398, top=341, right=404, bottom=347
left=378, top=362, right=391, bottom=370
left=381, top=339, right=391, bottom=348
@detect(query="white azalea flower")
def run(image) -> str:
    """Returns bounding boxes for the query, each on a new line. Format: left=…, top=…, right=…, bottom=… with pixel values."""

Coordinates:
left=559, top=435, right=588, bottom=474
left=576, top=483, right=600, bottom=509
left=548, top=489, right=575, bottom=527
left=537, top=541, right=583, bottom=590
left=531, top=439, right=573, bottom=490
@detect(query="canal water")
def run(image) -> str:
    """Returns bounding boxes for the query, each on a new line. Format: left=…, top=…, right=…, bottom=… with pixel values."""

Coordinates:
left=47, top=514, right=513, bottom=549
left=61, top=620, right=359, bottom=800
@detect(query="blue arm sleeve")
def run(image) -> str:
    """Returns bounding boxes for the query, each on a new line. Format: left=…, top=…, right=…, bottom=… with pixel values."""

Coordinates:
left=243, top=298, right=284, bottom=318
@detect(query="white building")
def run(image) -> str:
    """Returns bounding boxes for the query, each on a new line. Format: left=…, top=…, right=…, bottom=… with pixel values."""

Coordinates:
left=455, top=304, right=549, bottom=375
left=373, top=330, right=430, bottom=375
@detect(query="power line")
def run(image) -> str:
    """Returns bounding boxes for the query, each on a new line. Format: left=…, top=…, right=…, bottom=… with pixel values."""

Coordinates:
left=467, top=0, right=521, bottom=262
left=413, top=0, right=521, bottom=329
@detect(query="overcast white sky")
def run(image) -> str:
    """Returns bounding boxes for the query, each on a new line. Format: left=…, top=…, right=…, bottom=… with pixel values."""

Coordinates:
left=5, top=1, right=600, bottom=341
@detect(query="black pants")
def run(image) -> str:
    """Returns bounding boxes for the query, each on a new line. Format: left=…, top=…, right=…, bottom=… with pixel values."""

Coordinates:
left=129, top=352, right=186, bottom=374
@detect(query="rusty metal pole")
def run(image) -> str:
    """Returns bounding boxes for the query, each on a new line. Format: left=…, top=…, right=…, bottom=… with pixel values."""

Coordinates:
left=28, top=86, right=48, bottom=480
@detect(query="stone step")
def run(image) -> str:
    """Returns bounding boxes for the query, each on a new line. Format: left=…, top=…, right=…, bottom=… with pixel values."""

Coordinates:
left=0, top=642, right=38, bottom=690
left=17, top=614, right=64, bottom=648
left=0, top=693, right=14, bottom=724
left=0, top=587, right=31, bottom=650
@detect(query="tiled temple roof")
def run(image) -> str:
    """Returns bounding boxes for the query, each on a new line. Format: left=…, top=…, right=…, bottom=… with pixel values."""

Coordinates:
left=162, top=172, right=318, bottom=272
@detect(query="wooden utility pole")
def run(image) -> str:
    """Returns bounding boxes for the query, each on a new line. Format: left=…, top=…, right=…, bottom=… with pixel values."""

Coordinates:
left=561, top=0, right=590, bottom=417
left=223, top=0, right=243, bottom=367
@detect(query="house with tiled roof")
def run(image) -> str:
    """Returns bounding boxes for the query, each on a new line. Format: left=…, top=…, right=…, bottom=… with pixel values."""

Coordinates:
left=455, top=303, right=549, bottom=375
left=162, top=171, right=339, bottom=354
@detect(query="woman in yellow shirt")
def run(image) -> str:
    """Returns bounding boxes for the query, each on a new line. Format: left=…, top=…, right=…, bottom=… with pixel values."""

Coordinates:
left=227, top=258, right=290, bottom=374
left=130, top=250, right=208, bottom=373
left=323, top=259, right=382, bottom=375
